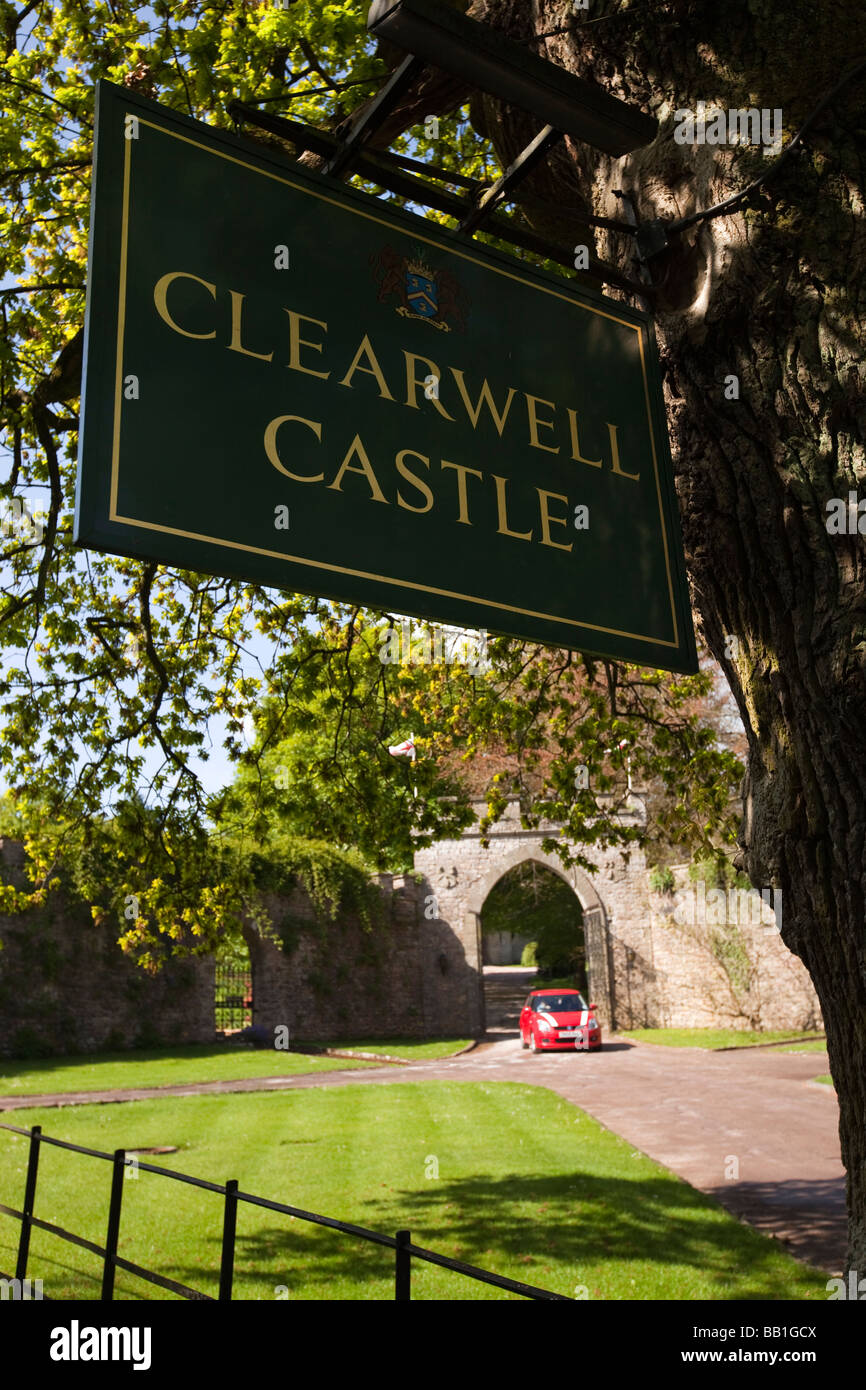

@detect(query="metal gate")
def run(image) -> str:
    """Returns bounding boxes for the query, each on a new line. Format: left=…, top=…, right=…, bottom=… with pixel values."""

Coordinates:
left=214, top=962, right=252, bottom=1033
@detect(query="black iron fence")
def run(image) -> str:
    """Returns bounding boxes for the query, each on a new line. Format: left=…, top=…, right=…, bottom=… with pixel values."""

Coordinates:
left=0, top=1122, right=570, bottom=1301
left=214, top=963, right=252, bottom=1032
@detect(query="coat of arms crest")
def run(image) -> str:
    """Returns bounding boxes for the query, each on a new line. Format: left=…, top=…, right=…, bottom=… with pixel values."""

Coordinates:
left=370, top=245, right=469, bottom=333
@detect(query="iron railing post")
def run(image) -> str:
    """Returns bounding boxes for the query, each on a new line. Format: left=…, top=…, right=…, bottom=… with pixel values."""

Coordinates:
left=0, top=1121, right=567, bottom=1301
left=395, top=1228, right=411, bottom=1301
left=219, top=1179, right=239, bottom=1301
left=15, top=1124, right=41, bottom=1282
left=101, top=1149, right=126, bottom=1300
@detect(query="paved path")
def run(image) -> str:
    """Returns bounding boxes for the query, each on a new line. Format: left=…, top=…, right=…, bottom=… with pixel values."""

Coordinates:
left=329, top=1036, right=842, bottom=1274
left=0, top=1034, right=844, bottom=1274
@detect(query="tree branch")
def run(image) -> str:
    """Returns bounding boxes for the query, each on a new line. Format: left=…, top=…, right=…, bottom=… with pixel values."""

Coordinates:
left=0, top=283, right=84, bottom=298
left=0, top=158, right=92, bottom=184
left=0, top=74, right=92, bottom=123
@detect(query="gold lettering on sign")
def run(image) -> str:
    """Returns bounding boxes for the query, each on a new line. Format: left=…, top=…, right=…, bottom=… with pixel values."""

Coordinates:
left=284, top=310, right=330, bottom=379
left=525, top=395, right=560, bottom=454
left=441, top=460, right=483, bottom=525
left=493, top=475, right=533, bottom=542
left=264, top=415, right=324, bottom=482
left=339, top=334, right=394, bottom=398
left=449, top=371, right=516, bottom=436
left=608, top=423, right=639, bottom=481
left=395, top=450, right=434, bottom=514
left=328, top=435, right=389, bottom=503
left=536, top=489, right=573, bottom=552
left=228, top=291, right=273, bottom=362
left=566, top=408, right=602, bottom=469
left=153, top=272, right=216, bottom=339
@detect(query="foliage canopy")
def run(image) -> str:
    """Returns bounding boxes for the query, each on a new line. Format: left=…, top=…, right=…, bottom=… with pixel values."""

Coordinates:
left=0, top=1, right=742, bottom=957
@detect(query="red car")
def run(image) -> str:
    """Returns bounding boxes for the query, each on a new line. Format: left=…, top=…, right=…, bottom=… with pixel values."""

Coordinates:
left=519, top=988, right=602, bottom=1052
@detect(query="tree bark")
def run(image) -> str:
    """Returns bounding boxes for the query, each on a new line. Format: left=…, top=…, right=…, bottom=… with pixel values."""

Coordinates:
left=458, top=0, right=866, bottom=1271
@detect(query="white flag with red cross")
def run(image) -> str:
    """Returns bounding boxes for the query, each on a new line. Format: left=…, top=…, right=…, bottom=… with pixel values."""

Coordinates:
left=388, top=734, right=416, bottom=762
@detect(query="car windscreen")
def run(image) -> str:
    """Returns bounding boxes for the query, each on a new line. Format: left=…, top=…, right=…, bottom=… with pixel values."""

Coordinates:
left=532, top=994, right=588, bottom=1012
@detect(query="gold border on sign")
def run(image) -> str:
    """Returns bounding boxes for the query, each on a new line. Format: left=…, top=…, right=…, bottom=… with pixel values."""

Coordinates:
left=109, top=116, right=680, bottom=651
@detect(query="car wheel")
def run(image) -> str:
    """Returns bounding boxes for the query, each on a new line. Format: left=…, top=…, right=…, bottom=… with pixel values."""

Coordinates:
left=529, top=1032, right=539, bottom=1053
left=520, top=1031, right=529, bottom=1050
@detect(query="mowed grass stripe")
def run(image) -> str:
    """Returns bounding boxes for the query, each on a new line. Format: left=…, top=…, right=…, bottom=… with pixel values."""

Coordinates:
left=0, top=1044, right=378, bottom=1098
left=0, top=1082, right=827, bottom=1301
left=619, top=1028, right=825, bottom=1049
left=0, top=1039, right=471, bottom=1100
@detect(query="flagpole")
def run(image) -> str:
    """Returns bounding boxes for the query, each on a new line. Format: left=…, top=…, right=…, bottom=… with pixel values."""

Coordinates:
left=387, top=731, right=418, bottom=799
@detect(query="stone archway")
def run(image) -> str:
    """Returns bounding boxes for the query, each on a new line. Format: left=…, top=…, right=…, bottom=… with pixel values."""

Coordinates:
left=412, top=797, right=642, bottom=1032
left=465, top=845, right=612, bottom=1018
left=412, top=792, right=820, bottom=1038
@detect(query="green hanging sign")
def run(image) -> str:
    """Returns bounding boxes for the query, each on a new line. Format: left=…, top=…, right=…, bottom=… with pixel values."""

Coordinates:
left=76, top=80, right=697, bottom=673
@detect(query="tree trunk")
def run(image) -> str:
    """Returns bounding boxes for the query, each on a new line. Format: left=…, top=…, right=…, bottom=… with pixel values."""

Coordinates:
left=460, top=0, right=866, bottom=1270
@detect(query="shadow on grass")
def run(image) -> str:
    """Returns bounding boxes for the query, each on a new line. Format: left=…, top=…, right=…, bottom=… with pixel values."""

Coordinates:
left=154, top=1171, right=825, bottom=1301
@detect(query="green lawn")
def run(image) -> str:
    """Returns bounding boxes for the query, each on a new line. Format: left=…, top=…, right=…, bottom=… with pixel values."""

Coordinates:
left=0, top=1044, right=377, bottom=1097
left=619, top=1028, right=825, bottom=1050
left=0, top=1082, right=827, bottom=1301
left=813, top=1075, right=834, bottom=1086
left=0, top=1039, right=472, bottom=1099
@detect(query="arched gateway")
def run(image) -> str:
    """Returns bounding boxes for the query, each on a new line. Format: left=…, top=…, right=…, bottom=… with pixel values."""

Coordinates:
left=238, top=798, right=821, bottom=1048
left=413, top=796, right=650, bottom=1035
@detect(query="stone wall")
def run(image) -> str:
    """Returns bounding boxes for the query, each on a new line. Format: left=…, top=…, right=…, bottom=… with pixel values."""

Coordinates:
left=0, top=811, right=823, bottom=1059
left=245, top=872, right=482, bottom=1041
left=0, top=840, right=215, bottom=1059
left=643, top=868, right=821, bottom=1031
left=413, top=798, right=822, bottom=1035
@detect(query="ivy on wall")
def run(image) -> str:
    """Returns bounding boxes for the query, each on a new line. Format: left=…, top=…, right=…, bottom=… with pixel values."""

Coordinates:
left=1, top=814, right=386, bottom=972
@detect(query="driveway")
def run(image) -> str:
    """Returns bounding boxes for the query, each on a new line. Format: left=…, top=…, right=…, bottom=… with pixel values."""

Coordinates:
left=472, top=964, right=845, bottom=1271
left=0, top=1030, right=844, bottom=1274
left=410, top=1035, right=845, bottom=1275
